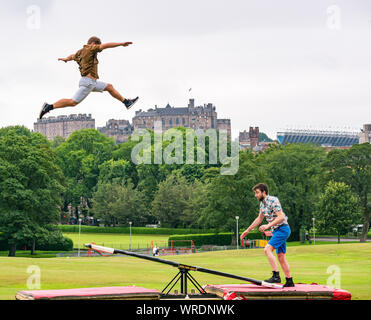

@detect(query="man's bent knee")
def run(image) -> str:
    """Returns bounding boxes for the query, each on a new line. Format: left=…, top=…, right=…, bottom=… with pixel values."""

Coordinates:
left=277, top=252, right=285, bottom=260
left=264, top=244, right=274, bottom=255
left=104, top=84, right=114, bottom=92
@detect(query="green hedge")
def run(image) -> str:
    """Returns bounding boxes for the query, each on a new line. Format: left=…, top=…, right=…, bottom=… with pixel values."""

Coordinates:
left=168, top=230, right=264, bottom=247
left=58, top=225, right=216, bottom=235
left=168, top=233, right=234, bottom=247
left=0, top=232, right=73, bottom=252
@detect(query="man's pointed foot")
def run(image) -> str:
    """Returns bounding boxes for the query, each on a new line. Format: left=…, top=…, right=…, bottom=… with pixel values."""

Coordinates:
left=123, top=97, right=139, bottom=110
left=39, top=103, right=53, bottom=119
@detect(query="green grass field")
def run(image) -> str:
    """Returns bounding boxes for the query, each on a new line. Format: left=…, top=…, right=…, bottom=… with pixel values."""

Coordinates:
left=63, top=232, right=170, bottom=250
left=0, top=243, right=370, bottom=300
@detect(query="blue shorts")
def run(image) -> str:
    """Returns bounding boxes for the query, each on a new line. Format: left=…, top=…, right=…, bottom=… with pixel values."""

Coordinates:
left=268, top=224, right=291, bottom=254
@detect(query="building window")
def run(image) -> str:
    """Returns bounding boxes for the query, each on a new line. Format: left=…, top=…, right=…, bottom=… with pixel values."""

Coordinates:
left=169, top=119, right=172, bottom=125
left=176, top=118, right=179, bottom=125
left=182, top=118, right=185, bottom=125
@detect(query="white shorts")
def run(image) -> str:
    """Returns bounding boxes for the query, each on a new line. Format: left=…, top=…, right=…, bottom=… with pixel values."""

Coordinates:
left=72, top=77, right=108, bottom=103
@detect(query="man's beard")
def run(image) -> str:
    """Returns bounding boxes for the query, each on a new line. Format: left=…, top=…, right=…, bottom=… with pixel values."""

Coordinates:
left=259, top=195, right=265, bottom=202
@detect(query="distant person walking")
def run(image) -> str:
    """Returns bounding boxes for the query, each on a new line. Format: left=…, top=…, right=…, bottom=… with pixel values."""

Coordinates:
left=240, top=183, right=295, bottom=287
left=153, top=245, right=159, bottom=257
left=39, top=36, right=139, bottom=119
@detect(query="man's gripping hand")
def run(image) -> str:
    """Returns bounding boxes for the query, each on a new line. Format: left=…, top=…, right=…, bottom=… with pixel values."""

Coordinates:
left=240, top=229, right=249, bottom=243
left=259, top=224, right=269, bottom=232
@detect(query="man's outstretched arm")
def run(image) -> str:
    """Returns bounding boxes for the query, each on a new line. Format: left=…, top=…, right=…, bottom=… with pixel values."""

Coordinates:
left=58, top=54, right=75, bottom=63
left=240, top=212, right=264, bottom=241
left=99, top=42, right=133, bottom=51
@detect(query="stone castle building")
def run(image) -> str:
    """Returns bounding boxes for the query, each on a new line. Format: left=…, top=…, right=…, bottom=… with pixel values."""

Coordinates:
left=33, top=99, right=233, bottom=143
left=34, top=114, right=95, bottom=140
left=132, top=99, right=231, bottom=137
left=97, top=119, right=133, bottom=144
left=239, top=127, right=260, bottom=149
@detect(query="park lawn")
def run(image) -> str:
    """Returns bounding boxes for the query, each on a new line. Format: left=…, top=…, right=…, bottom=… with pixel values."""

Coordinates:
left=0, top=243, right=370, bottom=300
left=63, top=232, right=170, bottom=250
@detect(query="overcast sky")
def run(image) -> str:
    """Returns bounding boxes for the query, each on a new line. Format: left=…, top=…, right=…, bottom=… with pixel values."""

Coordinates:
left=0, top=0, right=370, bottom=140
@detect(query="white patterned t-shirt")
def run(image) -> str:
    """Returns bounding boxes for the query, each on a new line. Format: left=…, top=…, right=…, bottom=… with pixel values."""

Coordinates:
left=260, top=195, right=288, bottom=231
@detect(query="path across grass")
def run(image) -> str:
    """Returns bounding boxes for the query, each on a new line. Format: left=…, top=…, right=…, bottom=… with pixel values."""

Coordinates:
left=0, top=243, right=370, bottom=300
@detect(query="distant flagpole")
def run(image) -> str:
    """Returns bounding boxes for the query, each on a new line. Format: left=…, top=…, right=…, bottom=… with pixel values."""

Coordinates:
left=188, top=88, right=193, bottom=99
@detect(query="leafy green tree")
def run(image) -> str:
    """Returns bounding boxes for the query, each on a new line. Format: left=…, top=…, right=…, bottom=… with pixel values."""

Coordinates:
left=180, top=164, right=205, bottom=183
left=257, top=143, right=326, bottom=240
left=323, top=143, right=371, bottom=242
left=51, top=136, right=66, bottom=149
left=259, top=132, right=274, bottom=142
left=91, top=181, right=148, bottom=226
left=198, top=150, right=270, bottom=231
left=0, top=127, right=65, bottom=256
left=316, top=181, right=362, bottom=243
left=0, top=211, right=37, bottom=256
left=55, top=129, right=116, bottom=217
left=98, top=159, right=138, bottom=186
left=200, top=167, right=221, bottom=185
left=151, top=172, right=206, bottom=228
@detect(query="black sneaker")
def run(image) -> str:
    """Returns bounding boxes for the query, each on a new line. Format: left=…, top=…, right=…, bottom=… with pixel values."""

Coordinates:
left=283, top=277, right=295, bottom=287
left=124, top=97, right=139, bottom=110
left=265, top=271, right=281, bottom=283
left=39, top=103, right=53, bottom=119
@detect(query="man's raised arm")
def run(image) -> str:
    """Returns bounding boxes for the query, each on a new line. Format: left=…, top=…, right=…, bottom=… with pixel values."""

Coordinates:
left=99, top=42, right=133, bottom=51
left=58, top=54, right=75, bottom=63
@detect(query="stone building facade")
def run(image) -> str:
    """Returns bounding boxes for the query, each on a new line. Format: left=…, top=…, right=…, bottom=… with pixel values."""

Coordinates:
left=132, top=99, right=231, bottom=136
left=239, top=127, right=260, bottom=149
left=33, top=114, right=95, bottom=140
left=97, top=119, right=134, bottom=144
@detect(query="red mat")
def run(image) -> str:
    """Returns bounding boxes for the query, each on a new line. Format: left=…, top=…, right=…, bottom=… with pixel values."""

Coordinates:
left=203, top=283, right=351, bottom=300
left=16, top=286, right=161, bottom=300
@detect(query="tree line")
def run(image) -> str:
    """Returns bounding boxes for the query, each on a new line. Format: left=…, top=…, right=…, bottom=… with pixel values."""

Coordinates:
left=0, top=125, right=370, bottom=255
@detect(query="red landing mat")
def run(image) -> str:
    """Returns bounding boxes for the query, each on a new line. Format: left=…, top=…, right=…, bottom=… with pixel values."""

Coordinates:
left=16, top=286, right=161, bottom=300
left=203, top=283, right=351, bottom=300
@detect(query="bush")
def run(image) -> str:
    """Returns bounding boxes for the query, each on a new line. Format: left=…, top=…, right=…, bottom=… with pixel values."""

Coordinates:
left=36, top=232, right=73, bottom=251
left=0, top=230, right=73, bottom=252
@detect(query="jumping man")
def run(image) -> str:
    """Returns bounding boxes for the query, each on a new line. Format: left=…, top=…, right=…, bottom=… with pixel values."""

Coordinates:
left=39, top=36, right=139, bottom=119
left=240, top=183, right=295, bottom=287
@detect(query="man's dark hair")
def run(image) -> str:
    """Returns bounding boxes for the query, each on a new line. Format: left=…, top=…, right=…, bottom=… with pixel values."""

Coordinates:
left=252, top=183, right=269, bottom=195
left=88, top=36, right=102, bottom=45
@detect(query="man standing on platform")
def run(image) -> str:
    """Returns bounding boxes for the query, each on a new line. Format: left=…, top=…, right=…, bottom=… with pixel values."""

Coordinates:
left=240, top=183, right=295, bottom=287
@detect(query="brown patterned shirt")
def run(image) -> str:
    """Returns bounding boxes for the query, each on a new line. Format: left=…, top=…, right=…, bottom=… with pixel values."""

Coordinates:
left=74, top=44, right=102, bottom=79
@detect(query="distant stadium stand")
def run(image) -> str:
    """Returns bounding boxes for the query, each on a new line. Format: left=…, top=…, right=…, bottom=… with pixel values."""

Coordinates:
left=277, top=129, right=359, bottom=147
